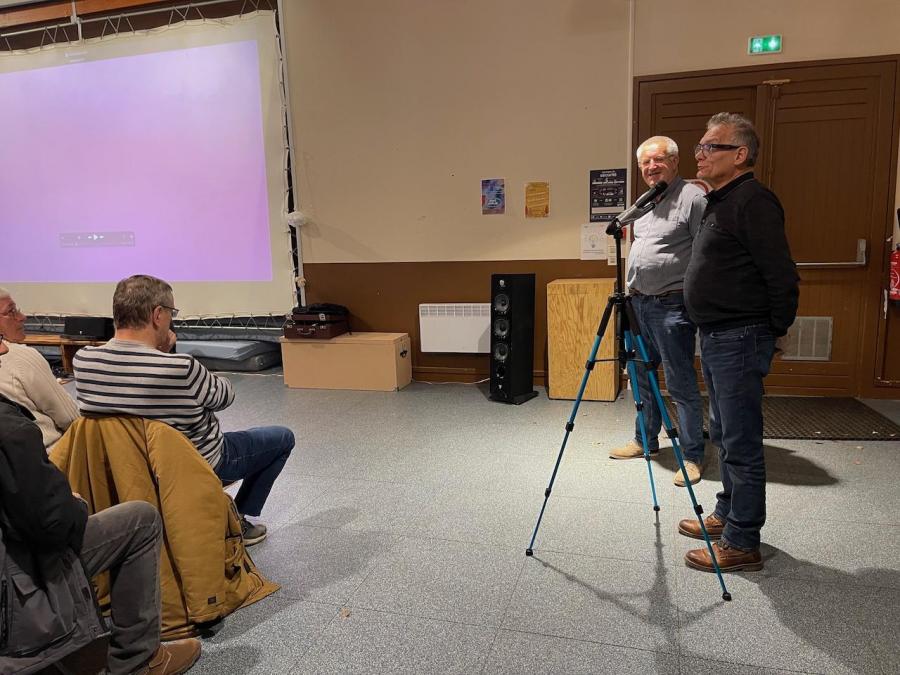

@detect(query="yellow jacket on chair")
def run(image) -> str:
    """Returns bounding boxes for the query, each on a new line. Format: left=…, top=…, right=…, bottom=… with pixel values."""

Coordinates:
left=51, top=416, right=280, bottom=640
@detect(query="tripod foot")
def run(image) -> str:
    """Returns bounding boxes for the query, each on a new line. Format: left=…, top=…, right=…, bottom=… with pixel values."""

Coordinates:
left=722, top=592, right=732, bottom=602
left=525, top=548, right=534, bottom=557
left=653, top=505, right=660, bottom=512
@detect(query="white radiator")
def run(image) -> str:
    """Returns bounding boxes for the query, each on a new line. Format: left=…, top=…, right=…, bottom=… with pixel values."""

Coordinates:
left=418, top=303, right=491, bottom=353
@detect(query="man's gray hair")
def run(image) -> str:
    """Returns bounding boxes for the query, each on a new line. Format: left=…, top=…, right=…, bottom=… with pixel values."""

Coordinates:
left=112, top=275, right=173, bottom=329
left=636, top=136, right=678, bottom=161
left=0, top=287, right=10, bottom=302
left=707, top=112, right=760, bottom=167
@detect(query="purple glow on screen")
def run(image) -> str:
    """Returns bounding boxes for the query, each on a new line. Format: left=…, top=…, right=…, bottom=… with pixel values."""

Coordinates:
left=0, top=40, right=273, bottom=282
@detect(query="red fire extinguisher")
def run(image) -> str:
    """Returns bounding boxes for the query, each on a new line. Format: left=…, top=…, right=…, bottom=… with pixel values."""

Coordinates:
left=891, top=244, right=900, bottom=303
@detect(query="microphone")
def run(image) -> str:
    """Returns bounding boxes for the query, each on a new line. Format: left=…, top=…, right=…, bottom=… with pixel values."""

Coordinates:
left=607, top=180, right=668, bottom=233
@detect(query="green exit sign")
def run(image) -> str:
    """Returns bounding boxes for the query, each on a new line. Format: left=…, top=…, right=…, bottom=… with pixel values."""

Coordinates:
left=749, top=34, right=782, bottom=54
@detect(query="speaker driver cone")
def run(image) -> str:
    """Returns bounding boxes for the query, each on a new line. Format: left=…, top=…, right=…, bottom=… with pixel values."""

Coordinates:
left=493, top=293, right=510, bottom=313
left=493, top=343, right=509, bottom=362
left=493, top=318, right=510, bottom=338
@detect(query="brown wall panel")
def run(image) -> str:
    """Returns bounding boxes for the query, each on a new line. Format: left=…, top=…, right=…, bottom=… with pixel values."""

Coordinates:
left=303, top=260, right=617, bottom=383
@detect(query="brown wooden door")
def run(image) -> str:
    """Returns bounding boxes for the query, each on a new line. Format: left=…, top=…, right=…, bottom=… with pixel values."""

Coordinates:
left=635, top=58, right=898, bottom=396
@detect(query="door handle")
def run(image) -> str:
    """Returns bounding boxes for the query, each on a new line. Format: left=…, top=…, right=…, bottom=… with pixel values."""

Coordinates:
left=796, top=238, right=867, bottom=268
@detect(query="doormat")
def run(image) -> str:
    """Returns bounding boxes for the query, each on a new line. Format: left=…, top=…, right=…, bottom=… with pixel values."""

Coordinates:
left=664, top=397, right=900, bottom=441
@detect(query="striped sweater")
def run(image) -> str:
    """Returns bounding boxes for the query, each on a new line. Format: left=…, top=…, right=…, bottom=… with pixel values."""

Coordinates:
left=73, top=338, right=234, bottom=468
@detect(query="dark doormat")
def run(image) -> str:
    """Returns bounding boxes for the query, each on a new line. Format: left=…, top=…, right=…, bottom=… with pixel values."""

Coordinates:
left=664, top=397, right=900, bottom=441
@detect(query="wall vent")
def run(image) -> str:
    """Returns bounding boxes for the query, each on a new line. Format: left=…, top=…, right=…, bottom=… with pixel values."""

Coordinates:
left=419, top=303, right=490, bottom=353
left=780, top=316, right=833, bottom=361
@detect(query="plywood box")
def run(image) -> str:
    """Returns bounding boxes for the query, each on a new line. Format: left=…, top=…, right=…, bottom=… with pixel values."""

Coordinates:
left=280, top=332, right=412, bottom=391
left=547, top=278, right=619, bottom=401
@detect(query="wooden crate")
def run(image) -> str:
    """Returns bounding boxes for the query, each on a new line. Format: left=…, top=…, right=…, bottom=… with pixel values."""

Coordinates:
left=280, top=332, right=411, bottom=391
left=547, top=278, right=619, bottom=401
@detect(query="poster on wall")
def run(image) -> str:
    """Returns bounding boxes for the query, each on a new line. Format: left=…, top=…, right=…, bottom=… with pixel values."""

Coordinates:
left=481, top=178, right=505, bottom=215
left=525, top=181, right=550, bottom=218
left=589, top=168, right=626, bottom=221
left=581, top=215, right=620, bottom=265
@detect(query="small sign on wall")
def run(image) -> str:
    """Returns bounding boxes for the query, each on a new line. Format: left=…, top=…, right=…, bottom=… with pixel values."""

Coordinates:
left=525, top=181, right=550, bottom=218
left=481, top=178, right=505, bottom=215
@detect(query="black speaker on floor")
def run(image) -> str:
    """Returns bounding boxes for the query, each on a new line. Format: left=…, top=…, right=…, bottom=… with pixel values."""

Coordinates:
left=490, top=273, right=538, bottom=404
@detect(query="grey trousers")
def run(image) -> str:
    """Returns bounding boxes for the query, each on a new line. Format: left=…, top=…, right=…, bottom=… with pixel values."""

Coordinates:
left=79, top=501, right=163, bottom=675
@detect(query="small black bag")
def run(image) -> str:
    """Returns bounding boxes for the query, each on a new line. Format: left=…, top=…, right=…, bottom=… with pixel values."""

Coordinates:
left=284, top=304, right=351, bottom=340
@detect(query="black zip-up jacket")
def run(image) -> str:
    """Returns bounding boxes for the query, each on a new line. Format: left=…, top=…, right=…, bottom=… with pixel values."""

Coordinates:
left=0, top=395, right=87, bottom=553
left=684, top=172, right=799, bottom=336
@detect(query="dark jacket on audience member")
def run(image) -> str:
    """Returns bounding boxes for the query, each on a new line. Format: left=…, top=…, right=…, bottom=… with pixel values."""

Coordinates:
left=0, top=395, right=107, bottom=674
left=684, top=172, right=799, bottom=336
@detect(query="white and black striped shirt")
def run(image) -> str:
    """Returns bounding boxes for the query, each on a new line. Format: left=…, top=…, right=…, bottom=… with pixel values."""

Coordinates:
left=73, top=339, right=234, bottom=468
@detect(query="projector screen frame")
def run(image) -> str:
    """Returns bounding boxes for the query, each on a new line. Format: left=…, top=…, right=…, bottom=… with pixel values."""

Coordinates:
left=0, top=7, right=303, bottom=322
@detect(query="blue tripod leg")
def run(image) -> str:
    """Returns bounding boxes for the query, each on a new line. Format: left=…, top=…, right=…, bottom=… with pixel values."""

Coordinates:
left=631, top=330, right=732, bottom=601
left=526, top=300, right=613, bottom=556
left=622, top=329, right=659, bottom=512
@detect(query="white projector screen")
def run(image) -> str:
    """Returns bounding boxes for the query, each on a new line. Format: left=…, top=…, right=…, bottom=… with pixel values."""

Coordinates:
left=0, top=13, right=294, bottom=316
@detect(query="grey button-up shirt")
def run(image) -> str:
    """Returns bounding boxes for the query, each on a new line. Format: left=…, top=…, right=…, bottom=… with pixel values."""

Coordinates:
left=626, top=176, right=706, bottom=296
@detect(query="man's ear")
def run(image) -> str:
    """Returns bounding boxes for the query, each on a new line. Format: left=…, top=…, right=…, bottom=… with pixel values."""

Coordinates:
left=735, top=146, right=750, bottom=167
left=150, top=306, right=163, bottom=329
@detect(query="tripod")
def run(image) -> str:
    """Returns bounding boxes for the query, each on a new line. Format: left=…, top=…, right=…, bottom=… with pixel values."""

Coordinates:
left=524, top=208, right=732, bottom=602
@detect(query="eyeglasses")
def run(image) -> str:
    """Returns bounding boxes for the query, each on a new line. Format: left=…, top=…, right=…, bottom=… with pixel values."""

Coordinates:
left=694, top=143, right=742, bottom=157
left=0, top=304, right=23, bottom=318
left=638, top=154, right=674, bottom=169
left=160, top=305, right=180, bottom=318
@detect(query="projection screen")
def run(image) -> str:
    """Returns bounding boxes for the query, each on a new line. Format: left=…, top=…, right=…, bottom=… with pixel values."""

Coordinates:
left=0, top=13, right=294, bottom=317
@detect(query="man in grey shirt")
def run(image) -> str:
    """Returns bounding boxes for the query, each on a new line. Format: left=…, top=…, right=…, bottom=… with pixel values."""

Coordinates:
left=609, top=136, right=708, bottom=486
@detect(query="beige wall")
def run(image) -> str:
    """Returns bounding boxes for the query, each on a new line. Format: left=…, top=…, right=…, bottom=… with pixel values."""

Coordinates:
left=283, top=0, right=900, bottom=264
left=633, top=0, right=900, bottom=76
left=282, top=0, right=631, bottom=263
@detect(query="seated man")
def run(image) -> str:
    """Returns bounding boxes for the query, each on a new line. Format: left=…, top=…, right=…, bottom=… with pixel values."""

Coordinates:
left=73, top=274, right=294, bottom=545
left=0, top=335, right=200, bottom=675
left=0, top=287, right=79, bottom=448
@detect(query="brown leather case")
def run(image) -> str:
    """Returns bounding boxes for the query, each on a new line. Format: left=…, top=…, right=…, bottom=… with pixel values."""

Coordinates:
left=283, top=315, right=350, bottom=340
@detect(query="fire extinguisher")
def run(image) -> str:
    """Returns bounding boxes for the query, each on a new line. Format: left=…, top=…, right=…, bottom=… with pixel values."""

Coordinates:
left=891, top=244, right=900, bottom=303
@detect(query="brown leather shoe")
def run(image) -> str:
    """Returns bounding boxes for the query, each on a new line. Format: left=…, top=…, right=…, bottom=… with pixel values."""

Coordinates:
left=685, top=540, right=763, bottom=573
left=143, top=638, right=201, bottom=675
left=677, top=513, right=724, bottom=540
left=609, top=439, right=658, bottom=460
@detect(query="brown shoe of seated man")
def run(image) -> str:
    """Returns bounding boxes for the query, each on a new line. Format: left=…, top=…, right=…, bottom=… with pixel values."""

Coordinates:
left=609, top=439, right=658, bottom=460
left=685, top=540, right=763, bottom=573
left=142, top=638, right=202, bottom=675
left=678, top=512, right=724, bottom=540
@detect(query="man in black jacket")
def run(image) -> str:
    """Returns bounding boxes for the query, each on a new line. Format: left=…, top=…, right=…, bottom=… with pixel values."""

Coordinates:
left=0, top=336, right=201, bottom=674
left=678, top=113, right=799, bottom=572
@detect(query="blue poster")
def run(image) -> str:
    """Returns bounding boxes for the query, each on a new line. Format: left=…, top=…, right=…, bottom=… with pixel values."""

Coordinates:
left=481, top=178, right=505, bottom=215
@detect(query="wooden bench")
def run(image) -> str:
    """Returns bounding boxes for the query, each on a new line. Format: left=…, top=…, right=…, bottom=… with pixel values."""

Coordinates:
left=22, top=334, right=107, bottom=375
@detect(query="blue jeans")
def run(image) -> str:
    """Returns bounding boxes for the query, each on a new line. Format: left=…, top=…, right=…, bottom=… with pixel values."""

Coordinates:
left=630, top=293, right=704, bottom=464
left=215, top=426, right=294, bottom=517
left=700, top=324, right=776, bottom=551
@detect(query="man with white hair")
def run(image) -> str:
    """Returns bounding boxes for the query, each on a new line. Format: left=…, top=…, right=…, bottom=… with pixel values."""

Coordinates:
left=608, top=136, right=708, bottom=487
left=0, top=287, right=79, bottom=448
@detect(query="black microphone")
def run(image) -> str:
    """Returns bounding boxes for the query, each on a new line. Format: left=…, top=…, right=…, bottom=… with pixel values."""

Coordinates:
left=610, top=180, right=669, bottom=230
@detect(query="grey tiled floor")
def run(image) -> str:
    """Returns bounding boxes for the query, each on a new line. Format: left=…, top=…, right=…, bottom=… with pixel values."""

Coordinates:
left=198, top=376, right=900, bottom=674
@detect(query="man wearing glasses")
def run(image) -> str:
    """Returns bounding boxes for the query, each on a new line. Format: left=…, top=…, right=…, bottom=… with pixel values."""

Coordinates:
left=678, top=113, right=799, bottom=572
left=72, top=275, right=294, bottom=545
left=608, top=136, right=708, bottom=487
left=0, top=288, right=80, bottom=448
